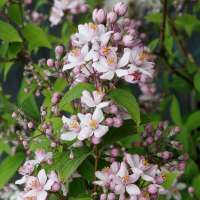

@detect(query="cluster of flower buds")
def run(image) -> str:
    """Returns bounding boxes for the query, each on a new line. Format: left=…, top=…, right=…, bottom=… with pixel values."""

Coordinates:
left=141, top=122, right=187, bottom=172
left=94, top=153, right=166, bottom=200
left=15, top=149, right=63, bottom=199
left=50, top=0, right=88, bottom=26
left=60, top=2, right=154, bottom=89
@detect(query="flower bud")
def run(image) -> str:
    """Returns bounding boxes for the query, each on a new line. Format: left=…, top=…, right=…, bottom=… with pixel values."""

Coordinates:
left=47, top=59, right=54, bottom=68
left=100, top=194, right=107, bottom=200
left=148, top=184, right=158, bottom=194
left=111, top=148, right=119, bottom=157
left=107, top=11, right=118, bottom=24
left=27, top=122, right=34, bottom=129
left=188, top=187, right=195, bottom=193
left=105, top=118, right=113, bottom=127
left=114, top=2, right=128, bottom=16
left=80, top=4, right=88, bottom=13
left=55, top=45, right=64, bottom=58
left=113, top=117, right=123, bottom=128
left=51, top=182, right=61, bottom=192
left=123, top=35, right=134, bottom=47
left=109, top=104, right=118, bottom=114
left=92, top=9, right=106, bottom=24
left=12, top=112, right=17, bottom=118
left=91, top=136, right=101, bottom=144
left=107, top=193, right=115, bottom=200
left=156, top=176, right=164, bottom=184
left=113, top=32, right=122, bottom=41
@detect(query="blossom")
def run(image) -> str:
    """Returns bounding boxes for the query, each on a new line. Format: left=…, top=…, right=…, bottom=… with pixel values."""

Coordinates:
left=63, top=44, right=89, bottom=71
left=18, top=160, right=36, bottom=176
left=35, top=149, right=53, bottom=164
left=22, top=169, right=54, bottom=200
left=114, top=162, right=141, bottom=198
left=81, top=90, right=110, bottom=111
left=77, top=109, right=109, bottom=140
left=125, top=154, right=157, bottom=182
left=60, top=115, right=81, bottom=141
left=93, top=49, right=130, bottom=80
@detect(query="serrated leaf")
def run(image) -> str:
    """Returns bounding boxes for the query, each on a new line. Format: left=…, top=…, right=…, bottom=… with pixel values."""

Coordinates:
left=21, top=23, right=51, bottom=50
left=0, top=20, right=22, bottom=42
left=0, top=153, right=25, bottom=189
left=170, top=96, right=182, bottom=126
left=109, top=88, right=140, bottom=126
left=59, top=83, right=95, bottom=109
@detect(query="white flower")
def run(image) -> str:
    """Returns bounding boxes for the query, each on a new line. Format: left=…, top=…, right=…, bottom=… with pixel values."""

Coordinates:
left=60, top=116, right=81, bottom=141
left=49, top=6, right=64, bottom=26
left=63, top=44, right=89, bottom=71
left=23, top=169, right=54, bottom=200
left=81, top=90, right=110, bottom=110
left=125, top=154, right=157, bottom=182
left=77, top=109, right=109, bottom=140
left=71, top=23, right=107, bottom=46
left=114, top=162, right=141, bottom=198
left=93, top=49, right=130, bottom=80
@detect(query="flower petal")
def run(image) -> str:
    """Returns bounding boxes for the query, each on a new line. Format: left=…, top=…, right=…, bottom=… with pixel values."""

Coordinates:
left=38, top=169, right=47, bottom=186
left=60, top=132, right=77, bottom=141
left=94, top=125, right=108, bottom=138
left=78, top=126, right=93, bottom=140
left=126, top=184, right=141, bottom=195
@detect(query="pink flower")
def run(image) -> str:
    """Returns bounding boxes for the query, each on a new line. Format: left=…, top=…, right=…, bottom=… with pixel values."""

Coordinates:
left=19, top=160, right=36, bottom=176
left=114, top=162, right=141, bottom=198
left=63, top=44, right=89, bottom=71
left=35, top=149, right=53, bottom=165
left=81, top=90, right=110, bottom=110
left=23, top=169, right=54, bottom=200
left=125, top=154, right=157, bottom=182
left=49, top=6, right=64, bottom=26
left=60, top=115, right=81, bottom=141
left=93, top=49, right=130, bottom=80
left=77, top=109, right=109, bottom=140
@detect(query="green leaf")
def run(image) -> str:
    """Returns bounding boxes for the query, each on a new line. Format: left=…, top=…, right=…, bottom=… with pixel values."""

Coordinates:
left=186, top=111, right=200, bottom=131
left=193, top=71, right=200, bottom=92
left=145, top=13, right=162, bottom=24
left=0, top=20, right=22, bottom=42
left=8, top=4, right=23, bottom=25
left=162, top=172, right=178, bottom=189
left=54, top=78, right=68, bottom=92
left=78, top=160, right=94, bottom=182
left=101, top=120, right=137, bottom=147
left=21, top=23, right=51, bottom=50
left=0, top=153, right=25, bottom=189
left=0, top=140, right=11, bottom=155
left=0, top=0, right=6, bottom=8
left=170, top=96, right=182, bottom=126
left=69, top=196, right=92, bottom=200
left=192, top=175, right=200, bottom=197
left=183, top=159, right=199, bottom=180
left=59, top=83, right=95, bottom=109
left=109, top=88, right=140, bottom=126
left=48, top=148, right=91, bottom=182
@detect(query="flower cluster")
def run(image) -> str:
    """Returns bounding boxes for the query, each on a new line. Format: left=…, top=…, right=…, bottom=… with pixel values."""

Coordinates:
left=94, top=153, right=164, bottom=200
left=50, top=0, right=88, bottom=26
left=15, top=149, right=63, bottom=200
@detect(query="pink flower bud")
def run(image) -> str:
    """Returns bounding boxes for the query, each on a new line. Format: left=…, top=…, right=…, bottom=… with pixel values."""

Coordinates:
left=105, top=118, right=113, bottom=127
left=93, top=9, right=106, bottom=24
left=123, top=35, right=134, bottom=47
left=156, top=176, right=164, bottom=184
left=114, top=2, right=128, bottom=16
left=107, top=193, right=115, bottom=200
left=91, top=136, right=101, bottom=144
left=51, top=182, right=61, bottom=192
left=45, top=128, right=52, bottom=137
left=107, top=11, right=118, bottom=24
left=109, top=105, right=118, bottom=114
left=113, top=117, right=123, bottom=128
left=111, top=148, right=119, bottom=157
left=100, top=194, right=107, bottom=200
left=27, top=122, right=34, bottom=129
left=188, top=187, right=195, bottom=193
left=80, top=4, right=88, bottom=13
left=55, top=45, right=64, bottom=58
left=148, top=184, right=158, bottom=194
left=178, top=161, right=186, bottom=171
left=12, top=112, right=17, bottom=118
left=146, top=136, right=153, bottom=145
left=47, top=59, right=54, bottom=68
left=113, top=32, right=122, bottom=41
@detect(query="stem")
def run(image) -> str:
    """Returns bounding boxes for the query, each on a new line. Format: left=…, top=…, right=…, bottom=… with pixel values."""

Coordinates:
left=93, top=145, right=99, bottom=194
left=160, top=0, right=168, bottom=52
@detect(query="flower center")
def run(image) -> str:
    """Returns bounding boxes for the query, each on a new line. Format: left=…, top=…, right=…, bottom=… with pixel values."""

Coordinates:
left=101, top=47, right=111, bottom=56
left=71, top=48, right=81, bottom=56
left=25, top=197, right=36, bottom=200
left=122, top=175, right=129, bottom=184
left=89, top=119, right=98, bottom=129
left=103, top=167, right=110, bottom=173
left=138, top=51, right=151, bottom=61
left=69, top=121, right=79, bottom=129
left=130, top=71, right=142, bottom=81
left=89, top=23, right=97, bottom=31
left=142, top=159, right=149, bottom=166
left=107, top=57, right=115, bottom=65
